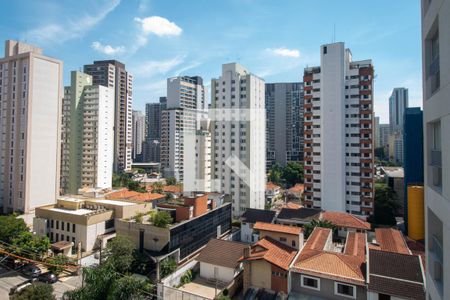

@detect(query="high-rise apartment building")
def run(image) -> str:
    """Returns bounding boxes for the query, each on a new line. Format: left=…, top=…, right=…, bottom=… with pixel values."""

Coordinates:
left=403, top=107, right=424, bottom=233
left=211, top=63, right=266, bottom=217
left=389, top=87, right=409, bottom=134
left=61, top=71, right=114, bottom=194
left=84, top=60, right=133, bottom=173
left=422, top=0, right=449, bottom=298
left=378, top=124, right=390, bottom=149
left=388, top=132, right=404, bottom=164
left=144, top=97, right=166, bottom=163
left=374, top=116, right=380, bottom=148
left=265, top=82, right=304, bottom=169
left=194, top=119, right=212, bottom=192
left=303, top=42, right=374, bottom=217
left=0, top=40, right=63, bottom=213
left=161, top=76, right=206, bottom=182
left=0, top=40, right=63, bottom=214
left=132, top=110, right=145, bottom=161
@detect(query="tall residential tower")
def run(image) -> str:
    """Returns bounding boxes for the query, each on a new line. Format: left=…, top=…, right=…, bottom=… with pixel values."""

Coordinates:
left=132, top=110, right=145, bottom=161
left=84, top=60, right=133, bottom=173
left=211, top=63, right=266, bottom=217
left=61, top=71, right=114, bottom=194
left=303, top=42, right=374, bottom=217
left=0, top=41, right=63, bottom=213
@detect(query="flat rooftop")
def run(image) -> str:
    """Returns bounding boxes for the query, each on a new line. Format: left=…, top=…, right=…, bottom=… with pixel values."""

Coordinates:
left=92, top=199, right=135, bottom=206
left=48, top=207, right=98, bottom=216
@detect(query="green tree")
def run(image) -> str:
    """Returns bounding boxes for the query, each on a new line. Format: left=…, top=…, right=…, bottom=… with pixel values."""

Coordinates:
left=303, top=219, right=335, bottom=239
left=103, top=236, right=135, bottom=274
left=165, top=177, right=177, bottom=186
left=160, top=257, right=177, bottom=278
left=368, top=183, right=399, bottom=226
left=151, top=182, right=164, bottom=194
left=152, top=211, right=173, bottom=228
left=127, top=180, right=146, bottom=193
left=268, top=163, right=283, bottom=185
left=109, top=275, right=153, bottom=300
left=46, top=255, right=70, bottom=275
left=11, top=283, right=55, bottom=300
left=0, top=215, right=28, bottom=244
left=282, top=161, right=304, bottom=187
left=11, top=231, right=50, bottom=260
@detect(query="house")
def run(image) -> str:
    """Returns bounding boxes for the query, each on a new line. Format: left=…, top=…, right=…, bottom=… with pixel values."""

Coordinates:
left=290, top=228, right=367, bottom=299
left=286, top=183, right=304, bottom=200
left=33, top=195, right=154, bottom=253
left=276, top=207, right=321, bottom=226
left=266, top=182, right=282, bottom=203
left=367, top=249, right=425, bottom=300
left=240, top=208, right=276, bottom=243
left=241, top=237, right=298, bottom=295
left=253, top=222, right=303, bottom=250
left=196, top=239, right=249, bottom=283
left=321, top=211, right=371, bottom=238
left=370, top=228, right=411, bottom=254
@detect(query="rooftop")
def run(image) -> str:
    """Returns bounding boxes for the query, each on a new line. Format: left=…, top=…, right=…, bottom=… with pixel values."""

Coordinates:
left=241, top=208, right=276, bottom=224
left=380, top=166, right=404, bottom=178
left=287, top=183, right=304, bottom=193
left=254, top=222, right=302, bottom=235
left=196, top=239, right=249, bottom=269
left=105, top=189, right=165, bottom=203
left=266, top=182, right=281, bottom=191
left=277, top=207, right=321, bottom=222
left=373, top=228, right=410, bottom=255
left=241, top=237, right=297, bottom=271
left=321, top=211, right=371, bottom=230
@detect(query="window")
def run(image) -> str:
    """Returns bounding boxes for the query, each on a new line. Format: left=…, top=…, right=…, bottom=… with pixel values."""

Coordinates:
left=323, top=46, right=327, bottom=54
left=72, top=224, right=76, bottom=233
left=279, top=237, right=287, bottom=242
left=51, top=220, right=54, bottom=229
left=301, top=275, right=320, bottom=291
left=56, top=221, right=59, bottom=230
left=105, top=219, right=114, bottom=229
left=67, top=222, right=71, bottom=232
left=61, top=222, right=64, bottom=231
left=292, top=240, right=296, bottom=247
left=334, top=282, right=356, bottom=299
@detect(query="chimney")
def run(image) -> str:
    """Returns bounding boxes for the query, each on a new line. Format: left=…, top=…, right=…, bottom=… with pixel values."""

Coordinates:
left=243, top=246, right=251, bottom=259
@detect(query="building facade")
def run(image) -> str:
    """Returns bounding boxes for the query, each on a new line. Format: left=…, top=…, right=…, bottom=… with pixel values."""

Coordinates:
left=422, top=0, right=450, bottom=299
left=161, top=76, right=207, bottom=182
left=403, top=107, right=424, bottom=231
left=84, top=60, right=133, bottom=173
left=61, top=71, right=115, bottom=194
left=144, top=97, right=166, bottom=163
left=265, top=82, right=304, bottom=169
left=211, top=63, right=266, bottom=217
left=303, top=42, right=374, bottom=217
left=0, top=40, right=63, bottom=213
left=132, top=110, right=145, bottom=161
left=389, top=87, right=409, bottom=135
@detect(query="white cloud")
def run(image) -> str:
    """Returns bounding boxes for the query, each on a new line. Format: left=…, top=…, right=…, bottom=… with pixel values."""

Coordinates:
left=131, top=55, right=186, bottom=77
left=24, top=0, right=121, bottom=44
left=91, top=41, right=125, bottom=55
left=134, top=16, right=182, bottom=37
left=267, top=47, right=300, bottom=58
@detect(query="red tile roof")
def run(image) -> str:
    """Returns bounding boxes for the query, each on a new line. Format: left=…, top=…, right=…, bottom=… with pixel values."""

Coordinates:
left=106, top=189, right=165, bottom=203
left=241, top=237, right=298, bottom=270
left=163, top=185, right=182, bottom=193
left=375, top=228, right=410, bottom=255
left=288, top=184, right=304, bottom=193
left=321, top=211, right=371, bottom=230
left=292, top=227, right=366, bottom=285
left=266, top=182, right=281, bottom=191
left=254, top=222, right=302, bottom=235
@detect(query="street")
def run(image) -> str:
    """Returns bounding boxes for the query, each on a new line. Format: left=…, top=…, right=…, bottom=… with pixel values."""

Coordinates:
left=0, top=267, right=82, bottom=299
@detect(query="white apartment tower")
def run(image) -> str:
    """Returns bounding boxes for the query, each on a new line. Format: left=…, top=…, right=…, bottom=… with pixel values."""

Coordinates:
left=161, top=76, right=206, bottom=182
left=211, top=63, right=266, bottom=217
left=61, top=71, right=114, bottom=194
left=303, top=43, right=374, bottom=217
left=0, top=40, right=63, bottom=214
left=132, top=110, right=145, bottom=161
left=84, top=60, right=133, bottom=173
left=389, top=87, right=409, bottom=135
left=422, top=0, right=449, bottom=299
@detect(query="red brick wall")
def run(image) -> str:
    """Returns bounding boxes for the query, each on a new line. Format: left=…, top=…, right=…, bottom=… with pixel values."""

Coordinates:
left=270, top=264, right=288, bottom=293
left=184, top=194, right=208, bottom=217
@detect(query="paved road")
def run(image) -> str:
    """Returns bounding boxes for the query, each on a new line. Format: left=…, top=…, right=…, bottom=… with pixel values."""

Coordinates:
left=0, top=267, right=82, bottom=299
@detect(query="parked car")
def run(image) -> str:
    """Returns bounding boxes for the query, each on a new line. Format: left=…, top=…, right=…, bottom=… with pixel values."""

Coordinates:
left=38, top=272, right=58, bottom=284
left=21, top=264, right=41, bottom=278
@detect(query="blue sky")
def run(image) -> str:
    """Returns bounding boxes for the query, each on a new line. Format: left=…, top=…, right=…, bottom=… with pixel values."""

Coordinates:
left=0, top=0, right=422, bottom=123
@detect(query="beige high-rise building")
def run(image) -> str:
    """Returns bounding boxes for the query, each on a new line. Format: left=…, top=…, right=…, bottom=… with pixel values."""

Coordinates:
left=0, top=40, right=63, bottom=213
left=84, top=60, right=133, bottom=173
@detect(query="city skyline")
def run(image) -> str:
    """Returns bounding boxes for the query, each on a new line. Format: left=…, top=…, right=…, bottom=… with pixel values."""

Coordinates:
left=0, top=0, right=421, bottom=123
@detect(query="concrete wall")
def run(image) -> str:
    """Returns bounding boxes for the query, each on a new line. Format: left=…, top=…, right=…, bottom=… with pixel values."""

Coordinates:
left=259, top=230, right=302, bottom=249
left=367, top=291, right=406, bottom=300
left=249, top=260, right=271, bottom=291
left=115, top=219, right=170, bottom=252
left=200, top=261, right=235, bottom=283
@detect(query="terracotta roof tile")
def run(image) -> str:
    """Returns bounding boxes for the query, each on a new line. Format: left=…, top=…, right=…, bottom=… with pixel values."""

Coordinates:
left=106, top=189, right=165, bottom=203
left=283, top=202, right=302, bottom=209
left=163, top=185, right=182, bottom=193
left=375, top=228, right=410, bottom=254
left=242, top=237, right=297, bottom=270
left=321, top=211, right=371, bottom=230
left=196, top=239, right=249, bottom=269
left=288, top=184, right=304, bottom=193
left=266, top=182, right=281, bottom=190
left=254, top=222, right=302, bottom=235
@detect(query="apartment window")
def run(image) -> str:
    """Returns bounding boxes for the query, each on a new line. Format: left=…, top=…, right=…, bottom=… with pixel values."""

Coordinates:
left=429, top=121, right=442, bottom=189
left=279, top=237, right=287, bottom=242
left=323, top=46, right=327, bottom=54
left=301, top=275, right=320, bottom=291
left=334, top=282, right=356, bottom=299
left=67, top=222, right=70, bottom=232
left=105, top=219, right=114, bottom=229
left=55, top=233, right=59, bottom=242
left=56, top=221, right=59, bottom=230
left=51, top=220, right=54, bottom=229
left=61, top=222, right=64, bottom=231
